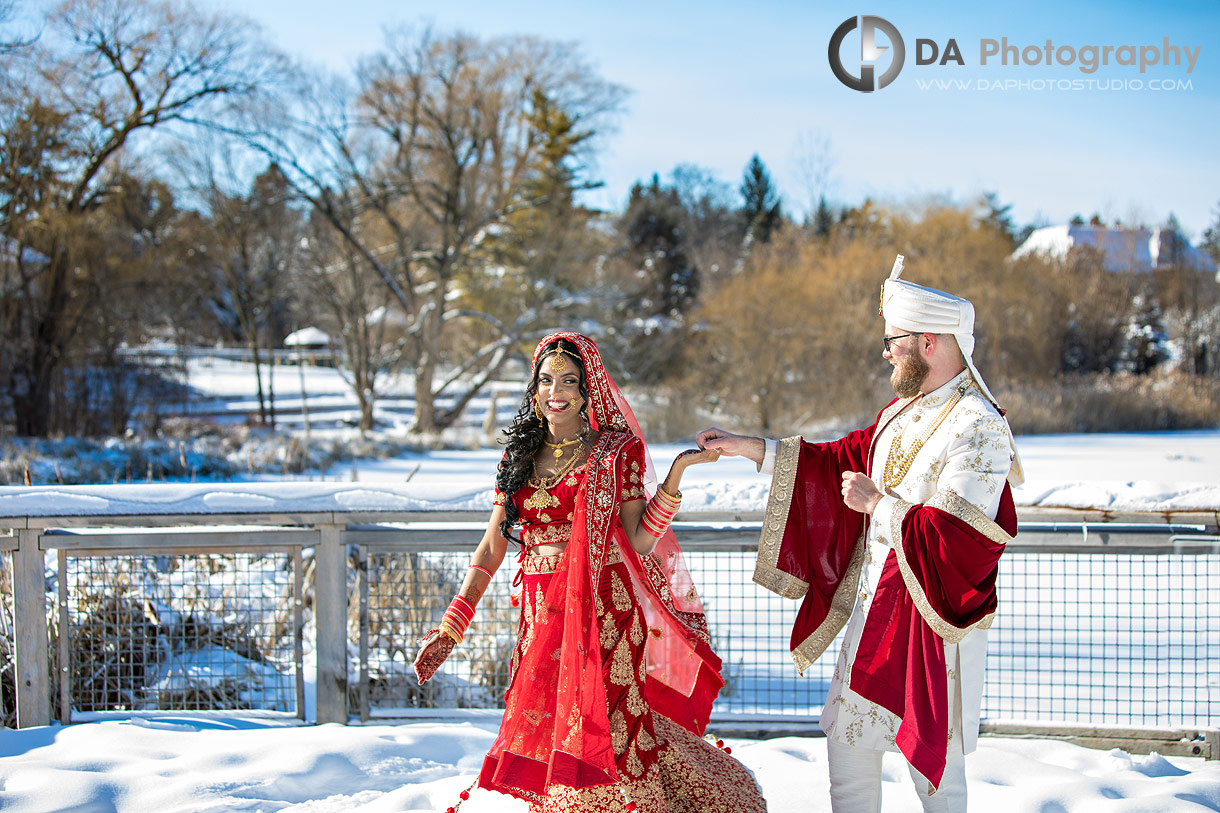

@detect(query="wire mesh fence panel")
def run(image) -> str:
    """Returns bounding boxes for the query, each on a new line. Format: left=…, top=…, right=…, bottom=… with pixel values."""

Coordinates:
left=356, top=545, right=842, bottom=719
left=984, top=551, right=1220, bottom=728
left=58, top=550, right=301, bottom=717
left=356, top=541, right=1220, bottom=734
left=358, top=548, right=518, bottom=716
left=682, top=550, right=841, bottom=718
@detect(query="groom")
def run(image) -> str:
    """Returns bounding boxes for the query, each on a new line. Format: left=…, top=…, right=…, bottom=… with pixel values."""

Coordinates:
left=698, top=256, right=1022, bottom=813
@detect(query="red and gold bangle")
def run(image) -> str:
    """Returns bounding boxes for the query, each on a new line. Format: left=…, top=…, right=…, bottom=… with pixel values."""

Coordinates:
left=641, top=488, right=682, bottom=538
left=656, top=485, right=681, bottom=506
left=440, top=595, right=475, bottom=644
left=470, top=564, right=493, bottom=580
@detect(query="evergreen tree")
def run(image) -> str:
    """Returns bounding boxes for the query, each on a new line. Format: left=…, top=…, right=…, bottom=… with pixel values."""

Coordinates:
left=979, top=192, right=1016, bottom=248
left=1157, top=212, right=1189, bottom=268
left=1202, top=201, right=1220, bottom=265
left=621, top=175, right=699, bottom=318
left=739, top=154, right=782, bottom=245
left=1120, top=294, right=1170, bottom=374
left=813, top=195, right=834, bottom=238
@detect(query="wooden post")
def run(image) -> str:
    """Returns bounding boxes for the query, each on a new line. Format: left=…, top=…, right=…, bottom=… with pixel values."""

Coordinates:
left=13, top=529, right=50, bottom=728
left=313, top=524, right=348, bottom=723
left=292, top=546, right=305, bottom=721
left=57, top=550, right=70, bottom=724
left=357, top=546, right=369, bottom=723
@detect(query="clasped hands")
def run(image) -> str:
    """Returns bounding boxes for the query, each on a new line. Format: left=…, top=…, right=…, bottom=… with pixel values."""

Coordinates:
left=697, top=427, right=882, bottom=515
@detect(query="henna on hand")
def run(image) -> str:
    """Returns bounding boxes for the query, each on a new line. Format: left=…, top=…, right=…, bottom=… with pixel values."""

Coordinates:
left=677, top=447, right=721, bottom=466
left=413, top=630, right=456, bottom=684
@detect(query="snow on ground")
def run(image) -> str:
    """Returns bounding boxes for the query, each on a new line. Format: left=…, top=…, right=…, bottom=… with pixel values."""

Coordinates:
left=1, top=716, right=1217, bottom=813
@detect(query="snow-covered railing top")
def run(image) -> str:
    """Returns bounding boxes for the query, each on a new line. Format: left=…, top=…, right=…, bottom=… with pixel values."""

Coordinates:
left=0, top=482, right=500, bottom=528
left=0, top=481, right=1216, bottom=532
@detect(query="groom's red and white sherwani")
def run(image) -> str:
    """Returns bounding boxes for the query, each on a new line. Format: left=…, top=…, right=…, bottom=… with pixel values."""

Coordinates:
left=754, top=258, right=1023, bottom=811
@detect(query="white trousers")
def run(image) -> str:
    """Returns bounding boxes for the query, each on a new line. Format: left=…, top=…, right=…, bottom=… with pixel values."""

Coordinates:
left=827, top=740, right=968, bottom=813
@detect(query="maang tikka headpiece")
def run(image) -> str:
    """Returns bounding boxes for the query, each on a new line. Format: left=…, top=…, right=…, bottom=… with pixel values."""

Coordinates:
left=539, top=343, right=580, bottom=374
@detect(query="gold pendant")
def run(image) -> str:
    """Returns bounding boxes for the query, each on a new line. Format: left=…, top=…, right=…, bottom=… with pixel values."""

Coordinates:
left=524, top=487, right=560, bottom=512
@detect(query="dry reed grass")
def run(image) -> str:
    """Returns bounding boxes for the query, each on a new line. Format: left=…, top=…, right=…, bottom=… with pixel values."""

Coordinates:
left=996, top=372, right=1220, bottom=434
left=0, top=551, right=15, bottom=727
left=352, top=549, right=520, bottom=711
left=53, top=554, right=297, bottom=714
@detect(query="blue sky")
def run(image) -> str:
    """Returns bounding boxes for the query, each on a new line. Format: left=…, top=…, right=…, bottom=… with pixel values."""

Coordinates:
left=208, top=0, right=1219, bottom=240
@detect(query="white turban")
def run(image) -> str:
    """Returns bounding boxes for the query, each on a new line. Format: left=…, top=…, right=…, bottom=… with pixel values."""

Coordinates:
left=880, top=255, right=1024, bottom=486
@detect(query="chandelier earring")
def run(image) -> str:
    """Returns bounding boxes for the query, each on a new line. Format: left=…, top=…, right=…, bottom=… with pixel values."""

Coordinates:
left=534, top=395, right=546, bottom=424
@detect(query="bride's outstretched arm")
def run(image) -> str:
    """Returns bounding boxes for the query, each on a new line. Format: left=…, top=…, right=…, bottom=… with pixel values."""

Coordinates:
left=620, top=447, right=721, bottom=555
left=413, top=505, right=509, bottom=684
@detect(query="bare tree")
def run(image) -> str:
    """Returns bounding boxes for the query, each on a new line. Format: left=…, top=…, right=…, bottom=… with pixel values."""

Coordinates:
left=255, top=29, right=624, bottom=434
left=179, top=137, right=304, bottom=427
left=299, top=218, right=404, bottom=433
left=792, top=129, right=836, bottom=216
left=0, top=0, right=280, bottom=435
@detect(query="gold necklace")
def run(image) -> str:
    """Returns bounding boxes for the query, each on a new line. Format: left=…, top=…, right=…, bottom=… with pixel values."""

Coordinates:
left=524, top=442, right=587, bottom=511
left=882, top=383, right=968, bottom=489
left=544, top=435, right=582, bottom=460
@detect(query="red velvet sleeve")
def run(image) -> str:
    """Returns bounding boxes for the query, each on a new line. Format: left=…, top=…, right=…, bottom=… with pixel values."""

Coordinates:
left=780, top=428, right=875, bottom=649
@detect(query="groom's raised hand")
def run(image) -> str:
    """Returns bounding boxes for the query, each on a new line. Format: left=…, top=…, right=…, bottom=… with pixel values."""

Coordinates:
left=696, top=427, right=766, bottom=467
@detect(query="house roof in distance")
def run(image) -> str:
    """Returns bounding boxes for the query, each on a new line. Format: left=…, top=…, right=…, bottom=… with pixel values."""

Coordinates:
left=284, top=326, right=332, bottom=346
left=1012, top=224, right=1216, bottom=273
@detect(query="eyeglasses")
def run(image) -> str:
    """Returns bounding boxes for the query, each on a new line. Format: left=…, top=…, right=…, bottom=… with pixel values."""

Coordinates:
left=882, top=332, right=920, bottom=352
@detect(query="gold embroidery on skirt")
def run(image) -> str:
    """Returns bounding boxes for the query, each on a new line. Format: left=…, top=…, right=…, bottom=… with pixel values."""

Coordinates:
left=626, top=743, right=645, bottom=778
left=534, top=762, right=668, bottom=812
left=611, top=569, right=632, bottom=611
left=609, top=636, right=633, bottom=686
left=636, top=723, right=656, bottom=752
left=514, top=584, right=546, bottom=677
left=538, top=583, right=552, bottom=621
left=626, top=681, right=646, bottom=716
left=652, top=716, right=767, bottom=812
left=610, top=709, right=629, bottom=755
left=600, top=610, right=619, bottom=651
left=528, top=716, right=767, bottom=812
left=629, top=611, right=645, bottom=646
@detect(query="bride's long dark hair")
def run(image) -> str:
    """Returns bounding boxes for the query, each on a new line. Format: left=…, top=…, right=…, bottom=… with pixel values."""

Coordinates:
left=495, top=338, right=590, bottom=545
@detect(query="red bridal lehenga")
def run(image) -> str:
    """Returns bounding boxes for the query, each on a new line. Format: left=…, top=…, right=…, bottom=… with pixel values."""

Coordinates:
left=477, top=333, right=767, bottom=813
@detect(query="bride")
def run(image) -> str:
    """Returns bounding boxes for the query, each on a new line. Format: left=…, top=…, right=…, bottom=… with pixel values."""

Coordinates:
left=414, top=332, right=767, bottom=812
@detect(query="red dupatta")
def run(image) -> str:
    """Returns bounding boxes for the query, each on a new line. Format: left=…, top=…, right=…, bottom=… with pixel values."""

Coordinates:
left=479, top=332, right=723, bottom=800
